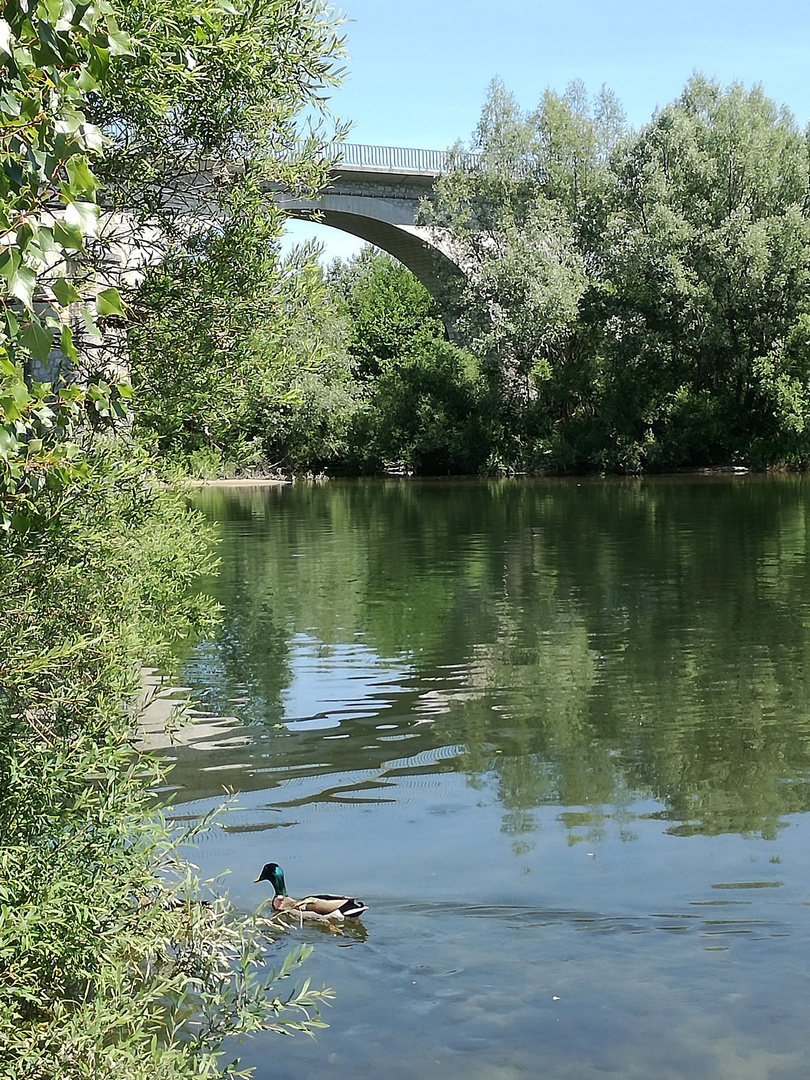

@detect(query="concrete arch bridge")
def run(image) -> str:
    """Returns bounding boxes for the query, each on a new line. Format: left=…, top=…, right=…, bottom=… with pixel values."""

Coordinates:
left=274, top=143, right=469, bottom=302
left=30, top=144, right=468, bottom=383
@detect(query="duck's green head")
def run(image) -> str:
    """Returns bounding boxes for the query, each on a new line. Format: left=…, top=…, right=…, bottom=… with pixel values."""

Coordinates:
left=253, top=862, right=287, bottom=894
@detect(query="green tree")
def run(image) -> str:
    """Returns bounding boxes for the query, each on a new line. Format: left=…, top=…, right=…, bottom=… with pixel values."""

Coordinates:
left=128, top=228, right=290, bottom=470
left=531, top=79, right=625, bottom=215
left=0, top=0, right=132, bottom=532
left=470, top=76, right=537, bottom=174
left=242, top=247, right=363, bottom=472
left=91, top=0, right=347, bottom=238
left=327, top=247, right=447, bottom=377
left=427, top=74, right=810, bottom=473
left=597, top=76, right=810, bottom=469
left=356, top=337, right=490, bottom=474
left=323, top=249, right=493, bottom=474
left=96, top=0, right=348, bottom=465
left=424, top=81, right=596, bottom=469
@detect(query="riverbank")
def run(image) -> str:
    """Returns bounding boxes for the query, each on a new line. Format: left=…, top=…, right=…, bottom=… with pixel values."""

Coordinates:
left=180, top=477, right=289, bottom=487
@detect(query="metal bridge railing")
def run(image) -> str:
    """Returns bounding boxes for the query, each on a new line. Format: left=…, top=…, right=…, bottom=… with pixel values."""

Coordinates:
left=323, top=143, right=478, bottom=174
left=274, top=141, right=539, bottom=178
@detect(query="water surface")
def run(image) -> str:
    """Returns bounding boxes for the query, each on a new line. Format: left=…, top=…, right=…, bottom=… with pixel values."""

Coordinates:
left=161, top=477, right=810, bottom=1079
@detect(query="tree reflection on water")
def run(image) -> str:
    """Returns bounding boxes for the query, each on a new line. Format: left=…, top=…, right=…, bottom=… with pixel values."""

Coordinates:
left=176, top=476, right=810, bottom=841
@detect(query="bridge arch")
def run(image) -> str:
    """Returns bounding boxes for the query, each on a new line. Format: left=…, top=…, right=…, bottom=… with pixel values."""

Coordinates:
left=274, top=144, right=468, bottom=304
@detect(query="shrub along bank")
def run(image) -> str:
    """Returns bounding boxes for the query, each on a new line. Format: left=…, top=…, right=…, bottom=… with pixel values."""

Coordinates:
left=1, top=1, right=342, bottom=1075
left=0, top=419, right=333, bottom=1079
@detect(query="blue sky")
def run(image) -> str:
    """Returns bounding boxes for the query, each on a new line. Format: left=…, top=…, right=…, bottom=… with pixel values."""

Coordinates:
left=284, top=0, right=810, bottom=260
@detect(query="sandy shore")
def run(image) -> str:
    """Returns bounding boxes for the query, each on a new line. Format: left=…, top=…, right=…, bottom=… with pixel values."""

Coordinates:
left=137, top=668, right=245, bottom=752
left=180, top=477, right=288, bottom=487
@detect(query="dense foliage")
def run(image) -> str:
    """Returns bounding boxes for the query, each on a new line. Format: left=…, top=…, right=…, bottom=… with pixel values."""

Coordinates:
left=112, top=0, right=349, bottom=475
left=423, top=75, right=810, bottom=473
left=1, top=441, right=334, bottom=1079
left=598, top=78, right=810, bottom=469
left=1, top=2, right=342, bottom=1076
left=325, top=250, right=492, bottom=474
left=131, top=243, right=363, bottom=475
left=138, top=73, right=810, bottom=479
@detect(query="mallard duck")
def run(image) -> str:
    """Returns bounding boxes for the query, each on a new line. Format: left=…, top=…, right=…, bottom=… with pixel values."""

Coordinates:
left=254, top=862, right=368, bottom=920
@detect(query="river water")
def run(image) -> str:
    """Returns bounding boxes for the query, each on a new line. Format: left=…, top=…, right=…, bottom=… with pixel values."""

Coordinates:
left=160, top=476, right=810, bottom=1080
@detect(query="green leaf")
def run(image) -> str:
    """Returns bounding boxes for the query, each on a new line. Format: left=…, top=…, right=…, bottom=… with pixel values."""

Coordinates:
left=63, top=200, right=99, bottom=238
left=0, top=19, right=11, bottom=57
left=80, top=122, right=105, bottom=154
left=19, top=318, right=54, bottom=362
left=15, top=223, right=33, bottom=253
left=66, top=156, right=97, bottom=197
left=53, top=219, right=86, bottom=251
left=79, top=52, right=106, bottom=89
left=10, top=512, right=31, bottom=534
left=106, top=27, right=134, bottom=57
left=60, top=324, right=78, bottom=364
left=96, top=287, right=125, bottom=317
left=0, top=90, right=21, bottom=118
left=0, top=426, right=17, bottom=460
left=0, top=248, right=21, bottom=283
left=34, top=226, right=57, bottom=254
left=52, top=277, right=82, bottom=307
left=9, top=265, right=37, bottom=309
left=0, top=380, right=31, bottom=422
left=36, top=19, right=68, bottom=65
left=59, top=384, right=83, bottom=404
left=81, top=307, right=100, bottom=339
